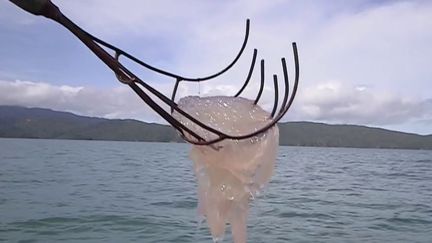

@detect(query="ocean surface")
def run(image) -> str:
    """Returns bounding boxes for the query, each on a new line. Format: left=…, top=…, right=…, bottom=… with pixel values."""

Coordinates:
left=0, top=138, right=431, bottom=243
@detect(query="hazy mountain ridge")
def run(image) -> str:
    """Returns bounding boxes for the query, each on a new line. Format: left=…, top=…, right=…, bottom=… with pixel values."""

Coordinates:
left=1, top=106, right=431, bottom=150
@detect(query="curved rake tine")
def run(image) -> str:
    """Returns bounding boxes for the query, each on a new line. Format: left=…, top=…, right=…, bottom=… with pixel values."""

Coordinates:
left=278, top=57, right=290, bottom=115
left=234, top=49, right=257, bottom=97
left=90, top=20, right=250, bottom=82
left=171, top=78, right=181, bottom=113
left=270, top=74, right=279, bottom=118
left=282, top=43, right=299, bottom=113
left=254, top=59, right=265, bottom=105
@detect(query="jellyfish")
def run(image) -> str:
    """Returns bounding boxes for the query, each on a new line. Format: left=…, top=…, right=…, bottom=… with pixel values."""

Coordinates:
left=174, top=96, right=279, bottom=243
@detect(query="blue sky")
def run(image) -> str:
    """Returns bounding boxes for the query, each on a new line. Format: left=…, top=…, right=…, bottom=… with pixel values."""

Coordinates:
left=1, top=0, right=431, bottom=134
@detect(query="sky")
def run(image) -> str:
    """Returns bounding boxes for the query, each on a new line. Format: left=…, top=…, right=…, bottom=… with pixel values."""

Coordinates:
left=0, top=0, right=431, bottom=135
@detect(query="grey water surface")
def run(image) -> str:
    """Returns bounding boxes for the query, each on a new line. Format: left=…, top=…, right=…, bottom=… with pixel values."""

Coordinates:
left=1, top=138, right=431, bottom=242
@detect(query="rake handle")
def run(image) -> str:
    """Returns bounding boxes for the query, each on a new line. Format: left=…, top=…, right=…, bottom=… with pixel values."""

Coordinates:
left=9, top=0, right=133, bottom=83
left=10, top=0, right=60, bottom=19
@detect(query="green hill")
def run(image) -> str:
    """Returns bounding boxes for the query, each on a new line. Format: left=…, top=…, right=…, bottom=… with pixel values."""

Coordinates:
left=1, top=106, right=431, bottom=150
left=0, top=106, right=180, bottom=142
left=278, top=122, right=432, bottom=150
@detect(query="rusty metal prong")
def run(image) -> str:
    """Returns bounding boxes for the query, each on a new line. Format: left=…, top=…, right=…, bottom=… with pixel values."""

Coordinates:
left=270, top=74, right=279, bottom=118
left=278, top=57, right=290, bottom=115
left=235, top=49, right=257, bottom=97
left=254, top=59, right=265, bottom=105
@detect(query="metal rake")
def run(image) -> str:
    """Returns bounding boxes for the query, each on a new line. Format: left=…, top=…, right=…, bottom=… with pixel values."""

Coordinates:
left=10, top=0, right=300, bottom=146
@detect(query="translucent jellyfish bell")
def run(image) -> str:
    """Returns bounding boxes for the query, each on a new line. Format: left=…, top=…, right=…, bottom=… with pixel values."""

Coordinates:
left=174, top=96, right=279, bottom=242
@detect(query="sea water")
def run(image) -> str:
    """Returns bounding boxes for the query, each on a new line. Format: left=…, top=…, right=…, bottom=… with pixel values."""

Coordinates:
left=1, top=138, right=431, bottom=242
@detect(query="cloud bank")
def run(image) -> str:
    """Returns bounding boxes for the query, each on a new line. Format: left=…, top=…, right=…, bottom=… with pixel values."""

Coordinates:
left=0, top=80, right=156, bottom=121
left=1, top=79, right=430, bottom=135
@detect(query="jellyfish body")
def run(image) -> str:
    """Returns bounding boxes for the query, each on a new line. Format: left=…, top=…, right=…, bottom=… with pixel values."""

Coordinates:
left=174, top=96, right=279, bottom=243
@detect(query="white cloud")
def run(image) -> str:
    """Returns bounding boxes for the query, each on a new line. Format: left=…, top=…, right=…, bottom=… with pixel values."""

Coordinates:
left=1, top=79, right=430, bottom=133
left=304, top=1, right=432, bottom=97
left=0, top=80, right=160, bottom=121
left=296, top=81, right=432, bottom=126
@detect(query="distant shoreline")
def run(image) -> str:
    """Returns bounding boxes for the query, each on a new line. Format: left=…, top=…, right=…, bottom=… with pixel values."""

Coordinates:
left=1, top=137, right=431, bottom=151
left=1, top=106, right=431, bottom=150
